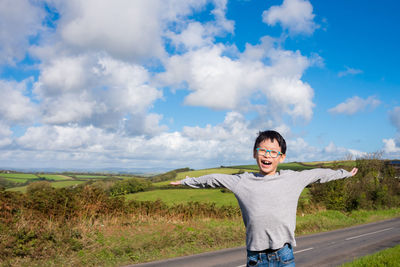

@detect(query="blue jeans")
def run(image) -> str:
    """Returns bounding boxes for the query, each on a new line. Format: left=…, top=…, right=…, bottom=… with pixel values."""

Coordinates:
left=246, top=243, right=295, bottom=267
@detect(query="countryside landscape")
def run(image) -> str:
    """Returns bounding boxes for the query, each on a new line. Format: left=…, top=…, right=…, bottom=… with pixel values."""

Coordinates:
left=1, top=0, right=400, bottom=266
left=1, top=156, right=399, bottom=266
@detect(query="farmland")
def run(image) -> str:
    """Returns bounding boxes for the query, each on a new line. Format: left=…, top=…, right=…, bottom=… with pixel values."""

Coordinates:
left=1, top=158, right=399, bottom=266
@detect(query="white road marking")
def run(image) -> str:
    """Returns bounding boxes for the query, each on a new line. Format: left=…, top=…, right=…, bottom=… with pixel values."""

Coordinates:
left=345, top=227, right=394, bottom=241
left=294, top=247, right=314, bottom=254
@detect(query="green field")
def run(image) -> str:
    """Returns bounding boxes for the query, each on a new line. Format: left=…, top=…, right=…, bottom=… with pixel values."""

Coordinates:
left=51, top=180, right=86, bottom=188
left=37, top=174, right=73, bottom=180
left=2, top=177, right=29, bottom=183
left=126, top=188, right=238, bottom=206
left=1, top=160, right=356, bottom=192
left=7, top=180, right=86, bottom=193
left=0, top=173, right=38, bottom=179
left=73, top=175, right=111, bottom=179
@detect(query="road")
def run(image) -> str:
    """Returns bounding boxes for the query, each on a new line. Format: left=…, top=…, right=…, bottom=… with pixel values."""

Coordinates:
left=128, top=217, right=400, bottom=267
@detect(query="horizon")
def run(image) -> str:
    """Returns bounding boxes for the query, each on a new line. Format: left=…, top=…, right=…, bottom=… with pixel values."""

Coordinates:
left=2, top=157, right=400, bottom=175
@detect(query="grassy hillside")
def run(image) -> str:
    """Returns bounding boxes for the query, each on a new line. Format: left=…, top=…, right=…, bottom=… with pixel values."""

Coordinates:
left=126, top=189, right=238, bottom=206
left=2, top=160, right=356, bottom=192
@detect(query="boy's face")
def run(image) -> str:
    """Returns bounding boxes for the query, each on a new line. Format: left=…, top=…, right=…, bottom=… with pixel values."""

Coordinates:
left=253, top=138, right=286, bottom=176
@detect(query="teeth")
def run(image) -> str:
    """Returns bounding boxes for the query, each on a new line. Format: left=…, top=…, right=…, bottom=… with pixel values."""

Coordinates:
left=262, top=160, right=272, bottom=165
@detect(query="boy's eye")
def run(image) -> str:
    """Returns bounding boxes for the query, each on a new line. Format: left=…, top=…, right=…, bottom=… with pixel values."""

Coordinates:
left=256, top=148, right=281, bottom=158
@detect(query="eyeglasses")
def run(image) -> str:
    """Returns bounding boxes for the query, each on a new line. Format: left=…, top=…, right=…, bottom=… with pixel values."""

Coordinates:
left=256, top=148, right=282, bottom=158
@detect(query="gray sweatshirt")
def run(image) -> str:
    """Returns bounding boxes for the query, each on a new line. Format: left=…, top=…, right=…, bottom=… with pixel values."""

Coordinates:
left=180, top=168, right=352, bottom=251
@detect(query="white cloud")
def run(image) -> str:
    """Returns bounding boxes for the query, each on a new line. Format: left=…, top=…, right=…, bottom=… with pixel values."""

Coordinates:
left=389, top=106, right=400, bottom=131
left=34, top=55, right=164, bottom=135
left=0, top=122, right=12, bottom=148
left=383, top=138, right=400, bottom=154
left=338, top=66, right=363, bottom=77
left=284, top=138, right=366, bottom=162
left=0, top=79, right=38, bottom=123
left=166, top=0, right=234, bottom=51
left=13, top=113, right=254, bottom=168
left=43, top=0, right=231, bottom=62
left=383, top=107, right=400, bottom=157
left=157, top=37, right=315, bottom=122
left=34, top=55, right=90, bottom=96
left=17, top=124, right=118, bottom=151
left=262, top=0, right=318, bottom=35
left=328, top=96, right=381, bottom=115
left=323, top=142, right=365, bottom=158
left=0, top=0, right=44, bottom=64
left=55, top=0, right=164, bottom=61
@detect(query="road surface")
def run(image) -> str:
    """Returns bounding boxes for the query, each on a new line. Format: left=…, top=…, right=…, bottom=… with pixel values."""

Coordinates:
left=128, top=217, right=400, bottom=267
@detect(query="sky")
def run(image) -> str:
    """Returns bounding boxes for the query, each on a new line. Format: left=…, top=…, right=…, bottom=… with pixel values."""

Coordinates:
left=0, top=0, right=399, bottom=171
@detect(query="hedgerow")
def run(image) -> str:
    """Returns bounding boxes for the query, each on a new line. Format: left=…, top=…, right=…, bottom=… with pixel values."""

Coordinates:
left=309, top=155, right=400, bottom=211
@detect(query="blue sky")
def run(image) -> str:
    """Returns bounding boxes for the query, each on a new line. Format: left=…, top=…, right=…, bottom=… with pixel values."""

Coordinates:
left=0, top=0, right=399, bottom=170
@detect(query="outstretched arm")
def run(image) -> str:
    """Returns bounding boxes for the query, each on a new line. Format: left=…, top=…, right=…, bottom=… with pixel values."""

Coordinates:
left=300, top=167, right=359, bottom=186
left=170, top=174, right=241, bottom=190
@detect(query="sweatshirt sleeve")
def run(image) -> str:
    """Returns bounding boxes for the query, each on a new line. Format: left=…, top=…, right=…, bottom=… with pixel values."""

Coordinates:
left=300, top=168, right=353, bottom=186
left=180, top=173, right=241, bottom=191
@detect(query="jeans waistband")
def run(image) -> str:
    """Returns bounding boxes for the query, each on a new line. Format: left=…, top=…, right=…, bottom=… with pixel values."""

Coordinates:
left=251, top=243, right=291, bottom=255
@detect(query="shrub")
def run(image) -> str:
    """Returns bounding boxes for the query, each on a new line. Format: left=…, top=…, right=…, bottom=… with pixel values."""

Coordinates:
left=109, top=178, right=152, bottom=196
left=149, top=168, right=191, bottom=182
left=309, top=154, right=400, bottom=211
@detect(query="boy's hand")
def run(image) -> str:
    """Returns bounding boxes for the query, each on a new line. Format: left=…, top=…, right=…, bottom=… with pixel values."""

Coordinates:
left=350, top=168, right=358, bottom=176
left=170, top=176, right=190, bottom=186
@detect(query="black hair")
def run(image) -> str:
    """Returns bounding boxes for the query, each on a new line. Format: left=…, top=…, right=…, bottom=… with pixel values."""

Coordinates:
left=253, top=130, right=287, bottom=154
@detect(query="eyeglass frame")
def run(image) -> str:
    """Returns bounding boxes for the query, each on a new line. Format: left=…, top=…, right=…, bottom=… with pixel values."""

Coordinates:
left=256, top=148, right=283, bottom=158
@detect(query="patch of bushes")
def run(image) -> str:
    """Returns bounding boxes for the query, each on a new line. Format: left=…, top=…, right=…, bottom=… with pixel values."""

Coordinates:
left=0, top=177, right=22, bottom=190
left=109, top=178, right=152, bottom=196
left=309, top=154, right=400, bottom=211
left=149, top=168, right=192, bottom=183
left=0, top=182, right=240, bottom=262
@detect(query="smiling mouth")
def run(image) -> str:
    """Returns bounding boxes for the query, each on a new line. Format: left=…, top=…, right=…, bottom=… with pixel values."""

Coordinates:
left=261, top=160, right=272, bottom=166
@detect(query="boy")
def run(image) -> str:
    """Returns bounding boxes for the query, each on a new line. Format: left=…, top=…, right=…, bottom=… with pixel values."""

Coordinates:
left=171, top=130, right=358, bottom=266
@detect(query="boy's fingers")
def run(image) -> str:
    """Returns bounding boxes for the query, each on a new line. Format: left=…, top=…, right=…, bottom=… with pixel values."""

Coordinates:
left=351, top=168, right=358, bottom=176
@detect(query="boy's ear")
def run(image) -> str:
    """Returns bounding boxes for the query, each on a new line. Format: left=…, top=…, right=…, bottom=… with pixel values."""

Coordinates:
left=279, top=154, right=286, bottom=163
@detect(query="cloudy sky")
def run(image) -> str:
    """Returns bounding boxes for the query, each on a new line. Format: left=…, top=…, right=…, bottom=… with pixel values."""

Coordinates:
left=0, top=0, right=399, bottom=171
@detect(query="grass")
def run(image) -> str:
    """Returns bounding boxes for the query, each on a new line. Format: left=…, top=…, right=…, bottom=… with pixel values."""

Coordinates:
left=6, top=208, right=399, bottom=267
left=340, top=244, right=400, bottom=267
left=7, top=180, right=86, bottom=193
left=37, top=174, right=73, bottom=181
left=50, top=181, right=87, bottom=188
left=126, top=189, right=239, bottom=207
left=0, top=173, right=38, bottom=179
left=73, top=175, right=111, bottom=179
left=2, top=177, right=29, bottom=183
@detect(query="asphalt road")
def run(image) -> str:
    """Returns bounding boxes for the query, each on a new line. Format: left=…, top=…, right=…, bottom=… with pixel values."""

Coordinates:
left=128, top=217, right=400, bottom=267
